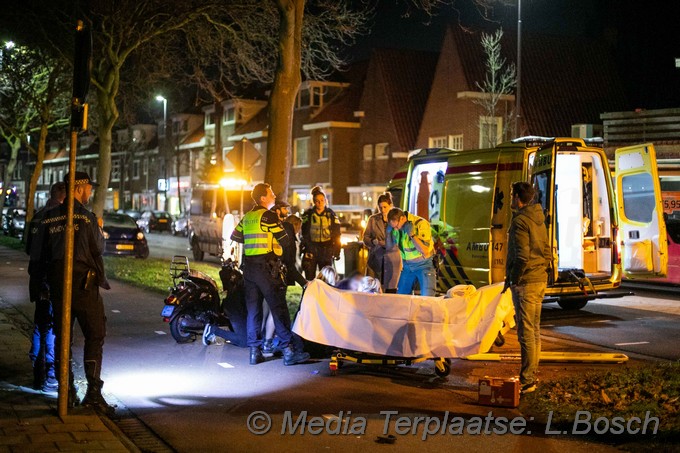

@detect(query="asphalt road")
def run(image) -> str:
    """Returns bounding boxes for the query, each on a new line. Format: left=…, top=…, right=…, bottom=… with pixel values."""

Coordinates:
left=1, top=245, right=678, bottom=451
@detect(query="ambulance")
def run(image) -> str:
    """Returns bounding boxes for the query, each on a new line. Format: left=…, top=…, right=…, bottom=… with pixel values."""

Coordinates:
left=387, top=137, right=667, bottom=309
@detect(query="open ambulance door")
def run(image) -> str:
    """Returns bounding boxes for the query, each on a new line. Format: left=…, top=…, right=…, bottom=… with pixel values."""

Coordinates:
left=615, top=143, right=668, bottom=278
left=529, top=145, right=559, bottom=284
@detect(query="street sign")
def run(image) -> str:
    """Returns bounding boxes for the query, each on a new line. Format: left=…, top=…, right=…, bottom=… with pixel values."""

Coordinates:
left=226, top=139, right=261, bottom=172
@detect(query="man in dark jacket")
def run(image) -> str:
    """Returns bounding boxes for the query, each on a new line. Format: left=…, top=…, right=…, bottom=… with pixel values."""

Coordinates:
left=505, top=181, right=551, bottom=395
left=39, top=172, right=113, bottom=415
left=26, top=182, right=65, bottom=391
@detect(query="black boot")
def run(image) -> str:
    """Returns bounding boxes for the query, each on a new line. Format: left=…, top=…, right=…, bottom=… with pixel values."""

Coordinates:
left=283, top=345, right=310, bottom=366
left=250, top=347, right=265, bottom=365
left=82, top=379, right=116, bottom=417
left=262, top=339, right=274, bottom=355
left=68, top=382, right=80, bottom=408
left=32, top=360, right=46, bottom=390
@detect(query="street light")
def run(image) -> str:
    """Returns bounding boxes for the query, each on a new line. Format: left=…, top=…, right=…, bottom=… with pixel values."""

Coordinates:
left=156, top=95, right=168, bottom=211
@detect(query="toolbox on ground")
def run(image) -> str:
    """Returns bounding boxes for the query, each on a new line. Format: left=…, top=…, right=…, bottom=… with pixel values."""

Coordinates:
left=478, top=377, right=520, bottom=408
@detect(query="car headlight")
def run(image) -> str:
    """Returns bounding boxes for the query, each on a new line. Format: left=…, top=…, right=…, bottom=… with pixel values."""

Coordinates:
left=102, top=231, right=110, bottom=239
left=137, top=232, right=145, bottom=240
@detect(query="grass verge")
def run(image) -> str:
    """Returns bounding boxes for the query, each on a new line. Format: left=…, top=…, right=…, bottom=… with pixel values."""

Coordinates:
left=522, top=361, right=680, bottom=443
left=0, top=235, right=25, bottom=251
left=103, top=256, right=303, bottom=316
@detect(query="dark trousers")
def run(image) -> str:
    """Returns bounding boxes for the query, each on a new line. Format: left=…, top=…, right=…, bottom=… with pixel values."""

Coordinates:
left=302, top=242, right=334, bottom=279
left=243, top=259, right=293, bottom=349
left=48, top=271, right=106, bottom=387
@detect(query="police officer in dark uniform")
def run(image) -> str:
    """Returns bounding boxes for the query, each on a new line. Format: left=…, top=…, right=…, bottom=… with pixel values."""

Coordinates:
left=231, top=183, right=310, bottom=366
left=39, top=171, right=113, bottom=415
left=26, top=181, right=65, bottom=392
left=300, top=186, right=341, bottom=279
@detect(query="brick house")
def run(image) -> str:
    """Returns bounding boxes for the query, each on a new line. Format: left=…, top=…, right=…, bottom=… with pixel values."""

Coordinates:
left=351, top=49, right=438, bottom=207
left=417, top=25, right=629, bottom=150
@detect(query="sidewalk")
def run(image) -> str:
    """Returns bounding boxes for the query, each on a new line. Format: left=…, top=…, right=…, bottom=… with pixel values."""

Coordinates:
left=0, top=309, right=137, bottom=452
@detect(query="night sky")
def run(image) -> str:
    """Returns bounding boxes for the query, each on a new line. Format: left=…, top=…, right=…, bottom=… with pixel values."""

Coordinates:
left=354, top=0, right=680, bottom=110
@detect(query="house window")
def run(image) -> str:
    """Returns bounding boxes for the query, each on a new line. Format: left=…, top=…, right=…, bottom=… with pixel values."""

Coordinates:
left=375, top=143, right=390, bottom=160
left=111, top=160, right=121, bottom=182
left=319, top=134, right=329, bottom=160
left=450, top=134, right=464, bottom=150
left=479, top=116, right=502, bottom=148
left=143, top=158, right=148, bottom=175
left=311, top=86, right=323, bottom=107
left=58, top=169, right=64, bottom=183
left=429, top=136, right=448, bottom=148
left=363, top=144, right=373, bottom=161
left=224, top=107, right=235, bottom=124
left=182, top=120, right=188, bottom=132
left=205, top=113, right=215, bottom=127
left=133, top=160, right=140, bottom=179
left=294, top=137, right=310, bottom=167
left=12, top=161, right=22, bottom=180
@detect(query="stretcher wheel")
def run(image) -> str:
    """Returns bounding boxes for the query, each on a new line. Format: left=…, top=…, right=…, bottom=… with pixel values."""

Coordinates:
left=494, top=332, right=505, bottom=347
left=329, top=357, right=339, bottom=376
left=434, top=358, right=451, bottom=377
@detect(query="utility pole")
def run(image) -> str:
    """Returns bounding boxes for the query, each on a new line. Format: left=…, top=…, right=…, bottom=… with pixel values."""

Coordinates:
left=156, top=95, right=168, bottom=211
left=515, top=0, right=522, bottom=138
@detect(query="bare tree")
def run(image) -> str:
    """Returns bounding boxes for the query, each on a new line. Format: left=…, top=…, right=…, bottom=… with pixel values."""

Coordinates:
left=0, top=43, right=69, bottom=222
left=474, top=28, right=516, bottom=147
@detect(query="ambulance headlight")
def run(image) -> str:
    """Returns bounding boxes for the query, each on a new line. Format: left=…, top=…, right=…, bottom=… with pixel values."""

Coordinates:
left=137, top=232, right=145, bottom=240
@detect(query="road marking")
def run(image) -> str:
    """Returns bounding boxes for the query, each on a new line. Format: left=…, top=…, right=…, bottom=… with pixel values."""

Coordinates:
left=218, top=362, right=234, bottom=369
left=111, top=309, right=121, bottom=313
left=19, top=267, right=24, bottom=271
left=614, top=341, right=649, bottom=346
left=155, top=331, right=166, bottom=335
left=592, top=320, right=611, bottom=323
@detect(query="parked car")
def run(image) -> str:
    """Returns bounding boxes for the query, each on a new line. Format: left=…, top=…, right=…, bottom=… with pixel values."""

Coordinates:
left=3, top=208, right=26, bottom=239
left=102, top=213, right=149, bottom=259
left=139, top=210, right=172, bottom=233
left=171, top=213, right=190, bottom=237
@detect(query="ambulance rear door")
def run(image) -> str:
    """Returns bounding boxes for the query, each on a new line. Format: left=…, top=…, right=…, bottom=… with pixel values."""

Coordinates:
left=614, top=143, right=668, bottom=278
left=528, top=144, right=559, bottom=284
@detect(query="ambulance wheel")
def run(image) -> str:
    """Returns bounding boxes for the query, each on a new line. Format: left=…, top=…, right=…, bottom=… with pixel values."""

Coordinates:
left=494, top=332, right=505, bottom=347
left=434, top=358, right=451, bottom=377
left=557, top=298, right=588, bottom=310
left=191, top=239, right=204, bottom=262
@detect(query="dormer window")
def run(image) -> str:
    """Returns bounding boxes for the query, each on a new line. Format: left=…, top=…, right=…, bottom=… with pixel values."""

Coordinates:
left=224, top=107, right=235, bottom=124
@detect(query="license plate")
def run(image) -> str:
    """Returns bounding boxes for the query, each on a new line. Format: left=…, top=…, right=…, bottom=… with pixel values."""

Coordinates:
left=116, top=244, right=134, bottom=250
left=161, top=305, right=175, bottom=317
left=159, top=219, right=168, bottom=223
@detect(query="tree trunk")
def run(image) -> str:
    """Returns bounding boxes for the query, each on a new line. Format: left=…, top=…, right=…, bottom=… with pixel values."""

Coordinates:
left=265, top=0, right=305, bottom=198
left=92, top=90, right=116, bottom=218
left=0, top=138, right=21, bottom=209
left=25, top=124, right=49, bottom=224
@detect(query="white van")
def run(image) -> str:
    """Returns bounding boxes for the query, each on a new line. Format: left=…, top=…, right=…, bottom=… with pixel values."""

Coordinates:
left=387, top=137, right=667, bottom=309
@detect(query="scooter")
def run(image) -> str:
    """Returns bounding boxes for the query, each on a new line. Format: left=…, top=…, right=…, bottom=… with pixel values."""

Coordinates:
left=161, top=255, right=236, bottom=343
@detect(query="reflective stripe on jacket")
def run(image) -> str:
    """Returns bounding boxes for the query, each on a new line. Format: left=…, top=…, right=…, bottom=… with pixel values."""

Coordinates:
left=233, top=207, right=283, bottom=256
left=392, top=212, right=433, bottom=262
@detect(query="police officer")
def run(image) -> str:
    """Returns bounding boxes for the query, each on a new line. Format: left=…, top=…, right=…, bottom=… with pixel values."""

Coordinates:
left=386, top=207, right=436, bottom=296
left=231, top=183, right=310, bottom=366
left=26, top=181, right=65, bottom=391
left=39, top=171, right=113, bottom=415
left=300, top=186, right=341, bottom=279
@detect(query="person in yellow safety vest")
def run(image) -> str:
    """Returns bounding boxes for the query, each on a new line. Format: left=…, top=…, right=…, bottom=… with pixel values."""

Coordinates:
left=300, top=186, right=341, bottom=279
left=230, top=183, right=310, bottom=366
left=386, top=207, right=436, bottom=296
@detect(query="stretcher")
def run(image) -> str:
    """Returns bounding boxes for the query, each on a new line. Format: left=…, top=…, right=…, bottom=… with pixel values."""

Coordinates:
left=292, top=280, right=515, bottom=376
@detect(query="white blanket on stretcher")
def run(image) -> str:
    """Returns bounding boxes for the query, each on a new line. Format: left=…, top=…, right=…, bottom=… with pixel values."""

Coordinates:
left=292, top=280, right=515, bottom=358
